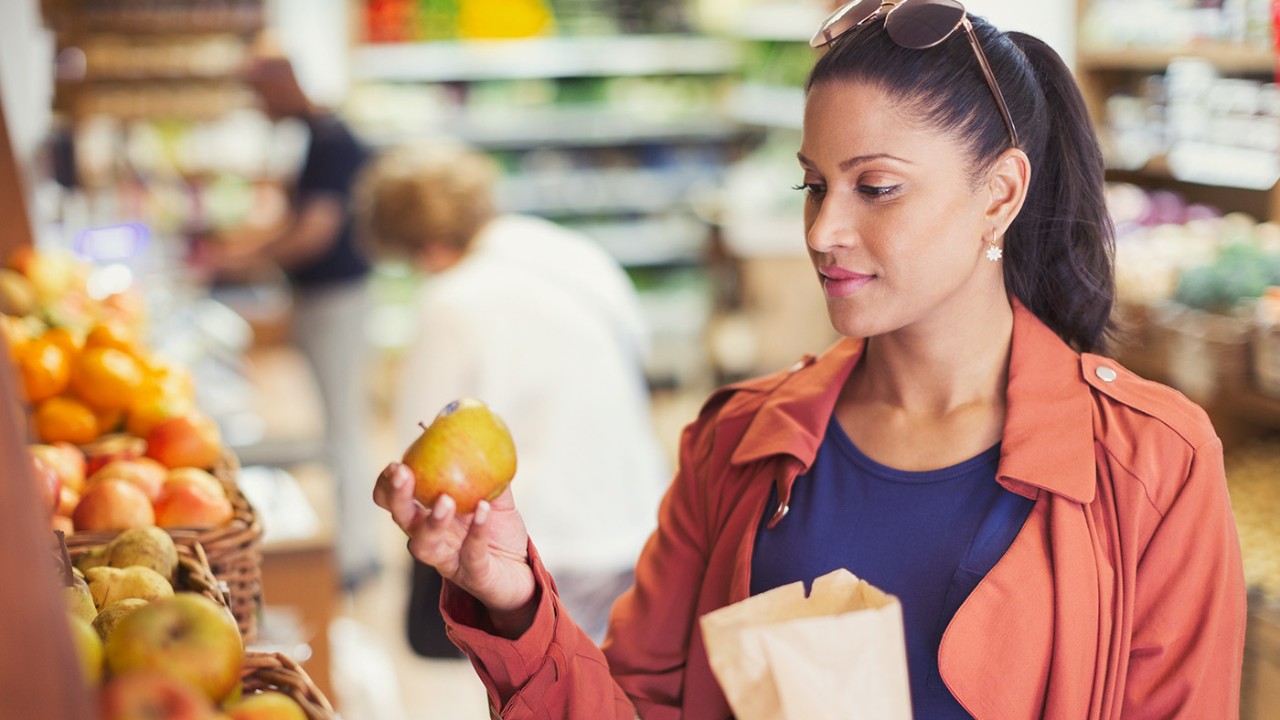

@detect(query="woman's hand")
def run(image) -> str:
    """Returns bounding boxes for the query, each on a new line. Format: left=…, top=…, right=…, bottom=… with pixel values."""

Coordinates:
left=373, top=462, right=537, bottom=635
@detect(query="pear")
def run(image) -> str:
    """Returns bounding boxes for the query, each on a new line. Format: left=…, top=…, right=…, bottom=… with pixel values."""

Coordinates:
left=92, top=597, right=149, bottom=643
left=105, top=526, right=178, bottom=582
left=86, top=566, right=174, bottom=609
left=75, top=547, right=109, bottom=573
left=65, top=573, right=97, bottom=623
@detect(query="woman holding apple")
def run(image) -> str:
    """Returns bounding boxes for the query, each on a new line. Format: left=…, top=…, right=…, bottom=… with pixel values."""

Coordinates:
left=373, top=2, right=1247, bottom=717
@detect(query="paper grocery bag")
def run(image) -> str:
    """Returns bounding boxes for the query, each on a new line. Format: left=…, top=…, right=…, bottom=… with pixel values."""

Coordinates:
left=699, top=569, right=913, bottom=720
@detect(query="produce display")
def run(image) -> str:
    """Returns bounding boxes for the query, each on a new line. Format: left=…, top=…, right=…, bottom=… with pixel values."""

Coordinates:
left=402, top=397, right=518, bottom=514
left=3, top=248, right=236, bottom=536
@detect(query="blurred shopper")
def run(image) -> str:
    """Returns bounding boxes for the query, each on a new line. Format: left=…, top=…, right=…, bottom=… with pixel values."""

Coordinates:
left=354, top=140, right=669, bottom=646
left=210, top=53, right=381, bottom=591
left=370, top=4, right=1246, bottom=718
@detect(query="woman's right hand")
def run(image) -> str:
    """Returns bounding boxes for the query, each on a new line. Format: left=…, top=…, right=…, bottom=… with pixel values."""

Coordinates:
left=373, top=462, right=537, bottom=635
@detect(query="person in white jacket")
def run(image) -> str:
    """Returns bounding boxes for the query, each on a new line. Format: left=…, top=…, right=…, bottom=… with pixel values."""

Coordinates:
left=355, top=140, right=669, bottom=645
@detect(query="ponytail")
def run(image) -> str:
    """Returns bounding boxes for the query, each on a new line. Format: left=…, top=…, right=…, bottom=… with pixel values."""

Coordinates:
left=1003, top=32, right=1115, bottom=354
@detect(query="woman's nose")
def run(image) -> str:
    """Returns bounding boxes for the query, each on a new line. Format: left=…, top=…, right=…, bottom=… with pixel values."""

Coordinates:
left=805, top=196, right=857, bottom=254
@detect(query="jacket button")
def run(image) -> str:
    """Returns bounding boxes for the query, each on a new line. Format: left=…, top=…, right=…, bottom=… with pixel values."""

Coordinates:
left=1095, top=366, right=1118, bottom=382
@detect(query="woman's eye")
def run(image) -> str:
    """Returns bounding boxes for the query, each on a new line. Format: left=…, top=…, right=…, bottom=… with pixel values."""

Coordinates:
left=857, top=184, right=900, bottom=199
left=792, top=183, right=826, bottom=199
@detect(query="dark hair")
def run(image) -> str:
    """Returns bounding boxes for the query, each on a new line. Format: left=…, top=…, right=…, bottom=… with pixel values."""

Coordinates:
left=806, top=16, right=1115, bottom=353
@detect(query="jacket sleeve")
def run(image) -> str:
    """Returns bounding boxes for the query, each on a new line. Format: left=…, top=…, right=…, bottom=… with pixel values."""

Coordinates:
left=440, top=399, right=726, bottom=719
left=1122, top=436, right=1247, bottom=717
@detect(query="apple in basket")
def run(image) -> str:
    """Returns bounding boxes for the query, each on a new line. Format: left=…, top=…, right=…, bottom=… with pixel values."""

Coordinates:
left=99, top=670, right=222, bottom=720
left=154, top=467, right=234, bottom=529
left=145, top=412, right=223, bottom=470
left=402, top=398, right=518, bottom=514
left=73, top=478, right=155, bottom=532
left=105, top=593, right=244, bottom=702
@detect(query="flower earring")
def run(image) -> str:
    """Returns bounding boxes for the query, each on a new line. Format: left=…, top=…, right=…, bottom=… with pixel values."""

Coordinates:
left=985, top=235, right=1003, bottom=262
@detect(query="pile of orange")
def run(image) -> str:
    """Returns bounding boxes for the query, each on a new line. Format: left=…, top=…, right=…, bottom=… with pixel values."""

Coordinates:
left=11, top=317, right=196, bottom=445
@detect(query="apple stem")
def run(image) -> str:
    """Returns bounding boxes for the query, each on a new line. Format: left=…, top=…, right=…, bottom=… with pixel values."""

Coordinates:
left=55, top=530, right=73, bottom=587
left=418, top=421, right=429, bottom=431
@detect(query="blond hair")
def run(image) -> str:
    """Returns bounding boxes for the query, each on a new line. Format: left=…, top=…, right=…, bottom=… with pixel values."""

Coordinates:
left=354, top=140, right=500, bottom=260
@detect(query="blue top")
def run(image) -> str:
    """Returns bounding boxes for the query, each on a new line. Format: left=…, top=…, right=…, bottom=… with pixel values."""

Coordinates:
left=750, top=418, right=1034, bottom=718
left=289, top=114, right=371, bottom=289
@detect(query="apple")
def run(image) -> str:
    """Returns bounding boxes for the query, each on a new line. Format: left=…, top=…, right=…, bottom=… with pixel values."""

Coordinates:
left=105, top=593, right=244, bottom=702
left=224, top=691, right=307, bottom=720
left=127, top=388, right=195, bottom=439
left=402, top=398, right=517, bottom=515
left=72, top=478, right=155, bottom=532
left=89, top=457, right=169, bottom=503
left=30, top=452, right=61, bottom=515
left=57, top=485, right=80, bottom=516
left=83, top=433, right=148, bottom=477
left=99, top=671, right=221, bottom=720
left=155, top=470, right=234, bottom=529
left=52, top=514, right=75, bottom=534
left=30, top=441, right=86, bottom=493
left=146, top=413, right=223, bottom=469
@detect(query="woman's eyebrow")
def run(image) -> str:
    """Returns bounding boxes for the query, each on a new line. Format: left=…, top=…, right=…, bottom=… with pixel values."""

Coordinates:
left=796, top=152, right=914, bottom=171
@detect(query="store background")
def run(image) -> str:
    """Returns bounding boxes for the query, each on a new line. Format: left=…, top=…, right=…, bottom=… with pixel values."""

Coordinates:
left=0, top=0, right=1276, bottom=717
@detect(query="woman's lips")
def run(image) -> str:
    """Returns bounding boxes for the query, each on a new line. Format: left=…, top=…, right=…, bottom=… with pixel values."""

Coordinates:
left=819, top=266, right=874, bottom=297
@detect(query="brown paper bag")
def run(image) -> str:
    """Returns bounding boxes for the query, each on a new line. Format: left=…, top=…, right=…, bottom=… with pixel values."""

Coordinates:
left=699, top=569, right=913, bottom=720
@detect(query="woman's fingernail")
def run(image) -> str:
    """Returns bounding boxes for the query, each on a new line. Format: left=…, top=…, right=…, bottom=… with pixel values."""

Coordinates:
left=433, top=495, right=451, bottom=520
left=394, top=469, right=408, bottom=489
left=475, top=501, right=490, bottom=526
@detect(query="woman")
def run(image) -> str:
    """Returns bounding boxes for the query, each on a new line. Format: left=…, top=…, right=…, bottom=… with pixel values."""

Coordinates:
left=373, top=2, right=1247, bottom=717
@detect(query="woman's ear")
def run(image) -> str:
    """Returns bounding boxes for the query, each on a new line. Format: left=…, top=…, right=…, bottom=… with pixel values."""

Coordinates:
left=985, top=148, right=1031, bottom=237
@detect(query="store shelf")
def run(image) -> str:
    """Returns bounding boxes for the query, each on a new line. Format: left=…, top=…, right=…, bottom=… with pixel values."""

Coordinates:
left=353, top=35, right=741, bottom=82
left=1078, top=44, right=1277, bottom=75
left=728, top=4, right=829, bottom=43
left=727, top=82, right=805, bottom=130
left=1109, top=150, right=1280, bottom=192
left=367, top=106, right=742, bottom=150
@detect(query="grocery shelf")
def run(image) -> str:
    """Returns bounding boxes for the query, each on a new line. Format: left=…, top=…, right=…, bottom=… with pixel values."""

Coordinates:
left=366, top=107, right=743, bottom=150
left=727, top=4, right=829, bottom=43
left=1078, top=44, right=1277, bottom=75
left=727, top=82, right=805, bottom=130
left=1107, top=152, right=1280, bottom=193
left=353, top=35, right=741, bottom=82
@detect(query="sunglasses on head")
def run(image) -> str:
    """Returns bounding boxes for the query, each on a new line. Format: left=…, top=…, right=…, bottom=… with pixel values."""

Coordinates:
left=810, top=0, right=1019, bottom=149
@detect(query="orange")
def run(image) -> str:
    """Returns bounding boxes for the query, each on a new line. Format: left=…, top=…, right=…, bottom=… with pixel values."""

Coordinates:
left=126, top=384, right=194, bottom=438
left=84, top=318, right=140, bottom=357
left=144, top=360, right=196, bottom=401
left=33, top=396, right=99, bottom=444
left=42, top=326, right=83, bottom=358
left=70, top=347, right=145, bottom=411
left=18, top=336, right=72, bottom=403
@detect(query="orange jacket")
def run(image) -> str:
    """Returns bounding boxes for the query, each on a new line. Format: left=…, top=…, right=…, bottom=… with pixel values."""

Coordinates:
left=443, top=300, right=1247, bottom=719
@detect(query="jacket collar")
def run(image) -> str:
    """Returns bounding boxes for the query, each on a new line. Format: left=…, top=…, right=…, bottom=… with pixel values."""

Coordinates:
left=727, top=299, right=1097, bottom=504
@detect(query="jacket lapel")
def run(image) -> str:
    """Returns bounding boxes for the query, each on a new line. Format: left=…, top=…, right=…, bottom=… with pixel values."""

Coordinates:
left=941, top=301, right=1102, bottom=718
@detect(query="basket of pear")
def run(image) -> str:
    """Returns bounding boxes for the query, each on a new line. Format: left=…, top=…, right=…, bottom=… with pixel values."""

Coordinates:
left=57, top=530, right=327, bottom=719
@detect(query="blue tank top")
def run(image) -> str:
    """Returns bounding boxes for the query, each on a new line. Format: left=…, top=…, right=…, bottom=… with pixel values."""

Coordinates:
left=750, top=418, right=1034, bottom=718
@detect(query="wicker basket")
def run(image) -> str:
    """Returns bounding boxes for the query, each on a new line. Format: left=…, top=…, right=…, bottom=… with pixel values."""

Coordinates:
left=1152, top=302, right=1252, bottom=404
left=240, top=652, right=337, bottom=720
left=66, top=451, right=263, bottom=642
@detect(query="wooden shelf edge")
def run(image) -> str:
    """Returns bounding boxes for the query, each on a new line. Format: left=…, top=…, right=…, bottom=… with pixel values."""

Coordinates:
left=1078, top=44, right=1277, bottom=75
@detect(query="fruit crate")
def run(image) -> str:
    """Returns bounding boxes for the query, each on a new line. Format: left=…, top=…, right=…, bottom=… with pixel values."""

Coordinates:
left=66, top=450, right=263, bottom=642
left=1253, top=322, right=1280, bottom=400
left=240, top=652, right=338, bottom=720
